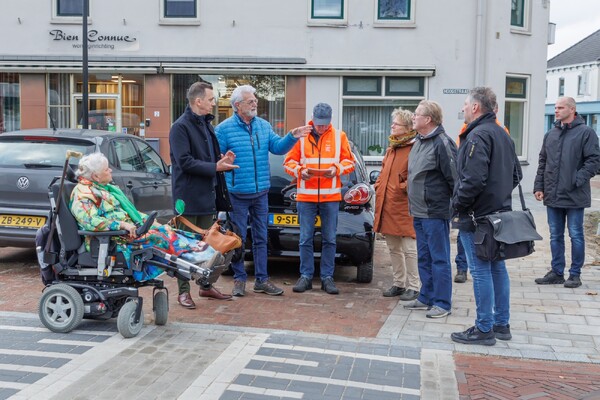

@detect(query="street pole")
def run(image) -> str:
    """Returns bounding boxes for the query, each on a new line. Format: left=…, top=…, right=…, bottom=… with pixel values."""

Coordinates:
left=82, top=0, right=89, bottom=129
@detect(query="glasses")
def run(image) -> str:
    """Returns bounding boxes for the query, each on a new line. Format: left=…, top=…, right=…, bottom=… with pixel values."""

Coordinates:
left=240, top=99, right=258, bottom=105
left=413, top=113, right=428, bottom=118
left=391, top=122, right=408, bottom=127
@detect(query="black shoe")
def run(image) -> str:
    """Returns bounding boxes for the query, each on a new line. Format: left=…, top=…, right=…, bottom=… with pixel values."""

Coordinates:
left=535, top=271, right=565, bottom=285
left=564, top=275, right=582, bottom=288
left=454, top=270, right=467, bottom=283
left=493, top=324, right=512, bottom=341
left=451, top=326, right=496, bottom=346
left=383, top=286, right=405, bottom=297
left=399, top=289, right=419, bottom=301
left=293, top=276, right=313, bottom=293
left=321, top=277, right=339, bottom=295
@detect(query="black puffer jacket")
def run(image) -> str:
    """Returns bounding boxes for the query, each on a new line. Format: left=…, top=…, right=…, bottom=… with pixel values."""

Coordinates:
left=169, top=106, right=232, bottom=215
left=452, top=112, right=521, bottom=231
left=534, top=114, right=600, bottom=209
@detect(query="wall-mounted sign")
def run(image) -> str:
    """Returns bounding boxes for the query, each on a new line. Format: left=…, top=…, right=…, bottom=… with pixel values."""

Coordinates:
left=442, top=88, right=469, bottom=95
left=49, top=29, right=139, bottom=52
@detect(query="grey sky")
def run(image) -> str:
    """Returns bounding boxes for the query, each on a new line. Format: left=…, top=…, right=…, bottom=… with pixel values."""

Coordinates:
left=548, top=0, right=600, bottom=59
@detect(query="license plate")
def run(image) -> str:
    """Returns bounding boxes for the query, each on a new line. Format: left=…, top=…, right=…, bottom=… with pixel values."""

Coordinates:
left=269, top=213, right=321, bottom=227
left=0, top=214, right=46, bottom=228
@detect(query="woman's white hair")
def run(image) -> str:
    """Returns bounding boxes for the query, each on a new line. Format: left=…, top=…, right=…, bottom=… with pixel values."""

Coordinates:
left=230, top=85, right=256, bottom=112
left=76, top=152, right=108, bottom=179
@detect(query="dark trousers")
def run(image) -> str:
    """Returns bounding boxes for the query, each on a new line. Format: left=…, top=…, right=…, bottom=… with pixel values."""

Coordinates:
left=177, top=214, right=215, bottom=294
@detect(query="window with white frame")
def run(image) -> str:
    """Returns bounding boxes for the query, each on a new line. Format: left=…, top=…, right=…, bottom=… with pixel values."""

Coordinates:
left=160, top=0, right=200, bottom=25
left=51, top=0, right=91, bottom=23
left=578, top=71, right=589, bottom=96
left=510, top=0, right=530, bottom=32
left=504, top=76, right=529, bottom=157
left=558, top=77, right=565, bottom=96
left=309, top=0, right=347, bottom=25
left=374, top=0, right=415, bottom=26
left=342, top=76, right=425, bottom=156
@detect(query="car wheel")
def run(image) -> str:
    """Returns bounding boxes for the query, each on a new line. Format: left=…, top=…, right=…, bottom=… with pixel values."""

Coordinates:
left=38, top=284, right=84, bottom=333
left=356, top=261, right=373, bottom=283
left=117, top=300, right=144, bottom=338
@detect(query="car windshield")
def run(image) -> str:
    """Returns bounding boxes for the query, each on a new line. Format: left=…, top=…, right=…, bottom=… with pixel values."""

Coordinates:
left=0, top=138, right=94, bottom=168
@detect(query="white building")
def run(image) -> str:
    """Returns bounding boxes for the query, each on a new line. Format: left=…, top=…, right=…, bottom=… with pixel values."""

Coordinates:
left=0, top=0, right=550, bottom=189
left=546, top=29, right=600, bottom=134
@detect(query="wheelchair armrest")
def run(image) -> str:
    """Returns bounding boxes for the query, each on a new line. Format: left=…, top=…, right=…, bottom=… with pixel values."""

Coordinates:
left=78, top=230, right=128, bottom=237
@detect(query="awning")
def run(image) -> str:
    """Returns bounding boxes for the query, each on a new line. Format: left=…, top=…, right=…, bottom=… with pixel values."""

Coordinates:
left=0, top=56, right=436, bottom=76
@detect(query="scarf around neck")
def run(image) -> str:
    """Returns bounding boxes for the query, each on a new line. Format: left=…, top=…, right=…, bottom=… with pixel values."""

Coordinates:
left=388, top=131, right=417, bottom=149
left=95, top=181, right=143, bottom=224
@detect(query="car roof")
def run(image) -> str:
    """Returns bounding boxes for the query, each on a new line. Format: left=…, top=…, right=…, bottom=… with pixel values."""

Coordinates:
left=0, top=128, right=128, bottom=141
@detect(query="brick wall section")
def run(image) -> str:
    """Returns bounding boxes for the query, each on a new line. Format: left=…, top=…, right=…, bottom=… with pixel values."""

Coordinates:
left=20, top=74, right=47, bottom=129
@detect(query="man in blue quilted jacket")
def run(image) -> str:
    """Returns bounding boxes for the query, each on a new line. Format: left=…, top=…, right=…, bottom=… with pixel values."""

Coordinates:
left=216, top=85, right=311, bottom=297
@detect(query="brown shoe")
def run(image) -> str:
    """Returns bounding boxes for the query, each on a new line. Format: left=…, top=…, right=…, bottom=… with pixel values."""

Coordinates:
left=177, top=292, right=196, bottom=309
left=200, top=285, right=233, bottom=300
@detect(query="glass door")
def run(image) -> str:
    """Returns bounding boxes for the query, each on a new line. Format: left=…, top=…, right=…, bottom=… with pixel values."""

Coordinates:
left=72, top=94, right=121, bottom=132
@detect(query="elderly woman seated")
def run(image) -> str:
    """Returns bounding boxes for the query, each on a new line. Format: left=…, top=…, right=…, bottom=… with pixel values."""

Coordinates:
left=69, top=152, right=217, bottom=281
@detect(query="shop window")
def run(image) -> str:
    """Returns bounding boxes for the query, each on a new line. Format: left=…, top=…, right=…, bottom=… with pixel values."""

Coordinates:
left=504, top=76, right=529, bottom=157
left=374, top=0, right=415, bottom=26
left=48, top=74, right=70, bottom=129
left=342, top=76, right=425, bottom=156
left=510, top=0, right=530, bottom=32
left=0, top=73, right=20, bottom=133
left=309, top=0, right=347, bottom=25
left=558, top=77, right=565, bottom=96
left=172, top=74, right=286, bottom=135
left=160, top=0, right=200, bottom=24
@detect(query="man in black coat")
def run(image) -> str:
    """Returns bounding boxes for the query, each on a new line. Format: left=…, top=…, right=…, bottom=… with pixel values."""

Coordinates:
left=534, top=96, right=600, bottom=289
left=451, top=87, right=520, bottom=346
left=169, top=81, right=238, bottom=308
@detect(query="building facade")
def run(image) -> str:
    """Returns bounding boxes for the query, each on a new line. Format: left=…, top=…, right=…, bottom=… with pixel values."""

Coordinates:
left=0, top=0, right=550, bottom=189
left=546, top=29, right=600, bottom=135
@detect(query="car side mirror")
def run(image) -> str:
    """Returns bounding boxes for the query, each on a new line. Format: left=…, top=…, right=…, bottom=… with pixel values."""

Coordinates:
left=369, top=170, right=380, bottom=185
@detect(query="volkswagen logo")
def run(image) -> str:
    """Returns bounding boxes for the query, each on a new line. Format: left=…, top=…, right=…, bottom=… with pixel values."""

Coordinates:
left=17, top=176, right=30, bottom=190
left=290, top=192, right=297, bottom=201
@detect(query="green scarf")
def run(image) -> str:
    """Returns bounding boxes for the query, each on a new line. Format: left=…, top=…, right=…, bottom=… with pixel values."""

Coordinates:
left=388, top=131, right=417, bottom=148
left=97, top=183, right=143, bottom=224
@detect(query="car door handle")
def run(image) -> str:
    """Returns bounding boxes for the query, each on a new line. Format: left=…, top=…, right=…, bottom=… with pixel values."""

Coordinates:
left=153, top=181, right=159, bottom=188
left=126, top=181, right=134, bottom=189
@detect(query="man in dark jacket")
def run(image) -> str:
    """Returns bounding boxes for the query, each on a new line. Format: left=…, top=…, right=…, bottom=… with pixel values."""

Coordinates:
left=169, top=81, right=238, bottom=308
left=534, top=96, right=600, bottom=289
left=450, top=87, right=520, bottom=346
left=405, top=100, right=457, bottom=319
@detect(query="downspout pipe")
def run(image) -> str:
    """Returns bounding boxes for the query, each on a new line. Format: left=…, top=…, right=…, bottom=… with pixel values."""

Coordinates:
left=474, top=0, right=486, bottom=86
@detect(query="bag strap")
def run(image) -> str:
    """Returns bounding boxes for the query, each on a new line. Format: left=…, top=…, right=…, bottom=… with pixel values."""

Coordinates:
left=171, top=215, right=209, bottom=236
left=512, top=150, right=527, bottom=211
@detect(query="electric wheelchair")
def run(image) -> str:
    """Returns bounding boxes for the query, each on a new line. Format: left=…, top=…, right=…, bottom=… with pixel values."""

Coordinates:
left=37, top=168, right=230, bottom=338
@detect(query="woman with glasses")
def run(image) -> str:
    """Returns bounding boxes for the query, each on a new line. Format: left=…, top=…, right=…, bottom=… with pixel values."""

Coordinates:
left=373, top=108, right=420, bottom=301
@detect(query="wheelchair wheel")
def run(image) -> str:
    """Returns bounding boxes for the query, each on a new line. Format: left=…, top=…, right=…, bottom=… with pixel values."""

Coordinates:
left=117, top=300, right=143, bottom=338
left=39, top=284, right=84, bottom=333
left=153, top=291, right=168, bottom=326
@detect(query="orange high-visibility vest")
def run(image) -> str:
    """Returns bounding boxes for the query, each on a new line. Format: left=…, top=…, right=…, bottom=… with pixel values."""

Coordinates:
left=284, top=124, right=355, bottom=202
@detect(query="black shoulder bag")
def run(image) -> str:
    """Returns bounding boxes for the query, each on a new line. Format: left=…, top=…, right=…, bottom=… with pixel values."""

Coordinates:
left=473, top=157, right=543, bottom=261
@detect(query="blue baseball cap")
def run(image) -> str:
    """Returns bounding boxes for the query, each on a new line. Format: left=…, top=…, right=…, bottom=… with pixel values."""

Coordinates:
left=312, top=103, right=332, bottom=125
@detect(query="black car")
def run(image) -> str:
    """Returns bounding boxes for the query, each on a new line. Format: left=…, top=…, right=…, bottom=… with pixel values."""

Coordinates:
left=232, top=146, right=376, bottom=283
left=0, top=129, right=173, bottom=248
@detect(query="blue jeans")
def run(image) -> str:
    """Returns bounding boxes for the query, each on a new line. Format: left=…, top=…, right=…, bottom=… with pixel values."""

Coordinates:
left=229, top=191, right=269, bottom=283
left=297, top=201, right=339, bottom=280
left=547, top=207, right=585, bottom=277
left=460, top=230, right=510, bottom=332
left=413, top=218, right=452, bottom=311
left=455, top=231, right=468, bottom=273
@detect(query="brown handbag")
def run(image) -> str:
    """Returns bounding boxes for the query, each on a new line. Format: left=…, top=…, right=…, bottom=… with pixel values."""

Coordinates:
left=170, top=216, right=242, bottom=254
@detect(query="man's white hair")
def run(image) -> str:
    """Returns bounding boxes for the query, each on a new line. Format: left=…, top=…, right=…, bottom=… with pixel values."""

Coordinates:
left=76, top=152, right=108, bottom=179
left=230, top=85, right=256, bottom=112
